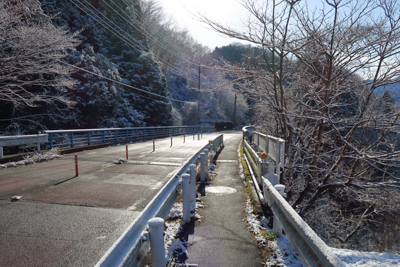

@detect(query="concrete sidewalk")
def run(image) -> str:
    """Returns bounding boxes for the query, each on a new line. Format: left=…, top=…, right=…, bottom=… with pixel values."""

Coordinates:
left=180, top=132, right=263, bottom=266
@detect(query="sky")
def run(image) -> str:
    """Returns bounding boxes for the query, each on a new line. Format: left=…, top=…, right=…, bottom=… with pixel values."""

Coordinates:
left=155, top=0, right=250, bottom=49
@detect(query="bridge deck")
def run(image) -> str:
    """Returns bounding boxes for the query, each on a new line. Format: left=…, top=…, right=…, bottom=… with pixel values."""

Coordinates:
left=0, top=132, right=225, bottom=267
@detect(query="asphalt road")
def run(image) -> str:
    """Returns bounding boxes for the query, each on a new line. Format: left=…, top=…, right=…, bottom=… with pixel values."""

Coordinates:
left=0, top=132, right=232, bottom=267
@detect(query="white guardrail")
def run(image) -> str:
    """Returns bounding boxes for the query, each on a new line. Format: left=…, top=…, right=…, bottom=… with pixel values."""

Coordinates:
left=263, top=178, right=345, bottom=267
left=95, top=134, right=224, bottom=267
left=0, top=134, right=48, bottom=158
left=242, top=128, right=345, bottom=267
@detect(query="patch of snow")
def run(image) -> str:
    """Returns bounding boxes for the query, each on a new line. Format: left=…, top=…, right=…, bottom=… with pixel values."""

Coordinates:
left=208, top=163, right=215, bottom=170
left=114, top=158, right=127, bottom=164
left=1, top=149, right=61, bottom=168
left=163, top=201, right=204, bottom=264
left=332, top=248, right=400, bottom=267
left=168, top=202, right=183, bottom=220
left=244, top=198, right=305, bottom=267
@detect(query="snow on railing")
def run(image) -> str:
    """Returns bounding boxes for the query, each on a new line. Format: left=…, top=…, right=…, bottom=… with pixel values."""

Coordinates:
left=263, top=178, right=345, bottom=267
left=95, top=134, right=224, bottom=267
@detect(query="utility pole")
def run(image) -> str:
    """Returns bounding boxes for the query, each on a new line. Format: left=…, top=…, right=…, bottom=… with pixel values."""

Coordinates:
left=198, top=65, right=200, bottom=125
left=233, top=93, right=237, bottom=128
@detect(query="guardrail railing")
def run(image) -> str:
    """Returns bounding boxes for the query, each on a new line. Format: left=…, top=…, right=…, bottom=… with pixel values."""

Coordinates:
left=252, top=132, right=285, bottom=177
left=96, top=134, right=224, bottom=267
left=45, top=126, right=206, bottom=149
left=0, top=134, right=48, bottom=158
left=263, top=178, right=345, bottom=266
left=241, top=127, right=345, bottom=266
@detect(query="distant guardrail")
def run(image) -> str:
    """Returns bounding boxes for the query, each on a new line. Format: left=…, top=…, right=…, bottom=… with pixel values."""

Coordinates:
left=242, top=127, right=345, bottom=267
left=0, top=134, right=48, bottom=158
left=96, top=134, right=224, bottom=267
left=44, top=126, right=212, bottom=149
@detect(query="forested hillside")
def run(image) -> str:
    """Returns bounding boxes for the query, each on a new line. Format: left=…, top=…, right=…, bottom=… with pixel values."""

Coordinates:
left=0, top=0, right=250, bottom=134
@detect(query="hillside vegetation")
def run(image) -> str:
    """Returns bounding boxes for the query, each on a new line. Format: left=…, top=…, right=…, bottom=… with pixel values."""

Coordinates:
left=0, top=0, right=249, bottom=134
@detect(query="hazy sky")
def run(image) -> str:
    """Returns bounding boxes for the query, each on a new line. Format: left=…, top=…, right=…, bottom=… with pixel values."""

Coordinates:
left=156, top=0, right=250, bottom=49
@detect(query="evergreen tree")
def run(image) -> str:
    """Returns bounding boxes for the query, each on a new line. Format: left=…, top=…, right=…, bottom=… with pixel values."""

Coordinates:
left=0, top=0, right=80, bottom=134
left=39, top=0, right=172, bottom=128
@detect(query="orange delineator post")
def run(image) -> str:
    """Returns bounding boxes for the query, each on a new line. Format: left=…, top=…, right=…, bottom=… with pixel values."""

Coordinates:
left=75, top=154, right=78, bottom=176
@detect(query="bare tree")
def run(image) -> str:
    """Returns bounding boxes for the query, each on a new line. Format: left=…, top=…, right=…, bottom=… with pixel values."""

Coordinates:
left=0, top=0, right=80, bottom=110
left=201, top=0, right=400, bottom=251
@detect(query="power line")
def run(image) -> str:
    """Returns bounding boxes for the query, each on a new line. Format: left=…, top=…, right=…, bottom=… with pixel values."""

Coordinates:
left=70, top=0, right=238, bottom=94
left=116, top=0, right=200, bottom=67
left=72, top=0, right=202, bottom=85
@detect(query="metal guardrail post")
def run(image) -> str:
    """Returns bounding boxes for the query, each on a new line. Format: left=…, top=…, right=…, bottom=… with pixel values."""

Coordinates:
left=50, top=133, right=53, bottom=149
left=182, top=174, right=191, bottom=223
left=116, top=130, right=119, bottom=142
left=189, top=164, right=196, bottom=205
left=148, top=218, right=166, bottom=267
left=273, top=184, right=285, bottom=237
left=36, top=132, right=41, bottom=153
left=200, top=153, right=205, bottom=182
left=103, top=131, right=106, bottom=143
left=268, top=162, right=275, bottom=174
left=0, top=147, right=3, bottom=158
left=88, top=132, right=91, bottom=145
left=71, top=132, right=74, bottom=147
left=204, top=149, right=209, bottom=167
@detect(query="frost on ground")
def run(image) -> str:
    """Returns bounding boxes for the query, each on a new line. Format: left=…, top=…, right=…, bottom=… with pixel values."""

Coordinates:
left=163, top=201, right=204, bottom=265
left=244, top=198, right=305, bottom=267
left=0, top=148, right=61, bottom=168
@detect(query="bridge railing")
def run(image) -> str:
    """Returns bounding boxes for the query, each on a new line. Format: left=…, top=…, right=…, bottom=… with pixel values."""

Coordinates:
left=96, top=134, right=224, bottom=267
left=45, top=126, right=204, bottom=149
